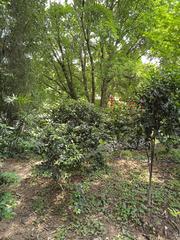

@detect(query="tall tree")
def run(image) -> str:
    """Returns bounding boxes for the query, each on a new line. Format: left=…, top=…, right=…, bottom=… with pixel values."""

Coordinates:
left=41, top=0, right=177, bottom=106
left=0, top=0, right=46, bottom=123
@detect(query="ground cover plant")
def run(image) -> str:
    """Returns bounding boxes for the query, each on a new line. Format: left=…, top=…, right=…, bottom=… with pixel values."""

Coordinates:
left=0, top=150, right=179, bottom=239
left=0, top=171, right=20, bottom=220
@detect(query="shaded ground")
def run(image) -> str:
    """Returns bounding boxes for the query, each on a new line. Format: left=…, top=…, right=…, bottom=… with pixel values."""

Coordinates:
left=0, top=155, right=179, bottom=240
left=0, top=159, right=64, bottom=240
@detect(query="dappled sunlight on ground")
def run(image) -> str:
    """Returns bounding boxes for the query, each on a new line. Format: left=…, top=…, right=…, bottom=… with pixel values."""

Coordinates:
left=0, top=156, right=179, bottom=240
left=0, top=159, right=65, bottom=240
left=111, top=158, right=169, bottom=185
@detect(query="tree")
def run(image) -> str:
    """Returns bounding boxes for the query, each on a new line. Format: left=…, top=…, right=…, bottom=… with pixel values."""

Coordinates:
left=42, top=0, right=158, bottom=106
left=137, top=73, right=179, bottom=205
left=144, top=0, right=180, bottom=70
left=0, top=0, right=46, bottom=124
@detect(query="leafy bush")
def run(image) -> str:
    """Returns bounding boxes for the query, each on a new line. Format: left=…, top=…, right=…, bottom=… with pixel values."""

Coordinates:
left=0, top=171, right=20, bottom=220
left=0, top=172, right=20, bottom=187
left=0, top=120, right=36, bottom=158
left=51, top=100, right=101, bottom=127
left=120, top=150, right=133, bottom=160
left=0, top=122, right=14, bottom=157
left=105, top=104, right=144, bottom=150
left=38, top=100, right=108, bottom=179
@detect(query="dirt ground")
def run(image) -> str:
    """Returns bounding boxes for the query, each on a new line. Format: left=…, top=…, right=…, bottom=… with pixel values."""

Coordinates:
left=0, top=159, right=65, bottom=240
left=0, top=158, right=179, bottom=240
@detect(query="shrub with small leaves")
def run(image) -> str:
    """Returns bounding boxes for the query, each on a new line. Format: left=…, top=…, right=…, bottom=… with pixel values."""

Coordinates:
left=105, top=103, right=144, bottom=150
left=0, top=120, right=36, bottom=158
left=38, top=100, right=108, bottom=179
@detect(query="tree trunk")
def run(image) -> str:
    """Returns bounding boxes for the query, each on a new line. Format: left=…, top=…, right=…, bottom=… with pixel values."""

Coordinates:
left=80, top=48, right=90, bottom=102
left=80, top=2, right=95, bottom=103
left=148, top=132, right=156, bottom=206
left=100, top=80, right=109, bottom=107
left=52, top=45, right=77, bottom=100
left=86, top=36, right=95, bottom=103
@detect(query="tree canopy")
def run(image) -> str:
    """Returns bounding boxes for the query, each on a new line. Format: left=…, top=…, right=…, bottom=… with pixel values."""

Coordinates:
left=0, top=0, right=179, bottom=120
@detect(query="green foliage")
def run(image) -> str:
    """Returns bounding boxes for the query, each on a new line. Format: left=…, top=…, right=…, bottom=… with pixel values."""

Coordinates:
left=71, top=218, right=105, bottom=238
left=0, top=0, right=46, bottom=122
left=32, top=196, right=46, bottom=214
left=68, top=168, right=148, bottom=225
left=0, top=171, right=20, bottom=220
left=137, top=74, right=179, bottom=142
left=137, top=73, right=179, bottom=204
left=169, top=148, right=180, bottom=163
left=54, top=217, right=105, bottom=239
left=39, top=0, right=163, bottom=106
left=54, top=154, right=179, bottom=238
left=69, top=183, right=90, bottom=215
left=38, top=100, right=108, bottom=180
left=106, top=104, right=144, bottom=149
left=168, top=208, right=180, bottom=218
left=0, top=121, right=36, bottom=158
left=51, top=100, right=101, bottom=127
left=156, top=146, right=180, bottom=163
left=0, top=122, right=14, bottom=157
left=0, top=192, right=16, bottom=220
left=145, top=0, right=179, bottom=67
left=54, top=226, right=67, bottom=240
left=120, top=150, right=133, bottom=160
left=0, top=172, right=20, bottom=187
left=114, top=181, right=147, bottom=224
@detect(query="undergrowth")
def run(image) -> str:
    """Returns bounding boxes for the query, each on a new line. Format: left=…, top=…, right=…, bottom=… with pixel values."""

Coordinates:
left=0, top=171, right=20, bottom=220
left=52, top=155, right=179, bottom=239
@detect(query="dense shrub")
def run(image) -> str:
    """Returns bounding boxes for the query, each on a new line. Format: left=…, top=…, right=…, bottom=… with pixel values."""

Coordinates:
left=51, top=100, right=101, bottom=127
left=105, top=104, right=144, bottom=150
left=0, top=120, right=36, bottom=158
left=0, top=122, right=14, bottom=157
left=38, top=100, right=108, bottom=179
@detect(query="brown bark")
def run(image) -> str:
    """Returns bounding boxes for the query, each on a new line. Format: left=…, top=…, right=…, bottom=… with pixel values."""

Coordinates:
left=80, top=48, right=90, bottom=102
left=99, top=43, right=110, bottom=107
left=100, top=80, right=109, bottom=107
left=87, top=40, right=96, bottom=104
left=80, top=2, right=96, bottom=103
left=51, top=42, right=77, bottom=100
